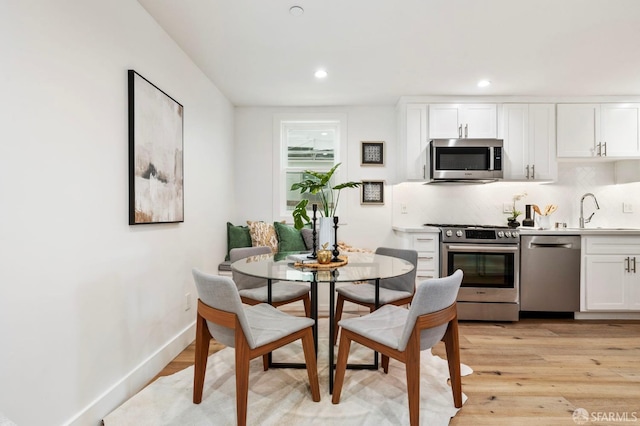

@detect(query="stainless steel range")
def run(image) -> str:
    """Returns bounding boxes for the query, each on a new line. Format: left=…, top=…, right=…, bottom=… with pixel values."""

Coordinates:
left=425, top=224, right=520, bottom=321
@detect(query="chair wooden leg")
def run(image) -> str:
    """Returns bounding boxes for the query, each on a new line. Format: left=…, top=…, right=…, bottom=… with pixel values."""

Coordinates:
left=300, top=328, right=321, bottom=402
left=405, top=344, right=421, bottom=426
left=193, top=312, right=211, bottom=404
left=443, top=320, right=463, bottom=408
left=302, top=294, right=311, bottom=318
left=333, top=294, right=345, bottom=345
left=331, top=331, right=352, bottom=404
left=382, top=354, right=390, bottom=373
left=262, top=354, right=269, bottom=371
left=235, top=335, right=251, bottom=426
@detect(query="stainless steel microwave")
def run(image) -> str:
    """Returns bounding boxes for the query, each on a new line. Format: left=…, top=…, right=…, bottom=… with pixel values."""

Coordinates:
left=425, top=139, right=503, bottom=183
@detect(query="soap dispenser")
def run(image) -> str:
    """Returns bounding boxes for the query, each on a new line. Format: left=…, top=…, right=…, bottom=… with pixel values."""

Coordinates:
left=522, top=204, right=535, bottom=227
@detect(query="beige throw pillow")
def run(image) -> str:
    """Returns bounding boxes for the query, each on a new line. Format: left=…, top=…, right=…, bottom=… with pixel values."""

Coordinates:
left=247, top=221, right=280, bottom=254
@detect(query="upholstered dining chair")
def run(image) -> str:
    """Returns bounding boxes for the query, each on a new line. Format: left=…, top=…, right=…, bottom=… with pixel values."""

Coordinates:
left=230, top=246, right=311, bottom=317
left=331, top=270, right=464, bottom=426
left=191, top=269, right=320, bottom=426
left=333, top=247, right=418, bottom=344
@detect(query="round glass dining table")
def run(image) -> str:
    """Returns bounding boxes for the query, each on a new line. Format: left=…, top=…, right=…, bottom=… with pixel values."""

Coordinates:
left=231, top=251, right=415, bottom=392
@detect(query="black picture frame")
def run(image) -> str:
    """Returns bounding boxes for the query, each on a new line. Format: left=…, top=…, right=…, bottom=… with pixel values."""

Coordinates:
left=361, top=141, right=384, bottom=166
left=128, top=70, right=184, bottom=225
left=361, top=181, right=385, bottom=205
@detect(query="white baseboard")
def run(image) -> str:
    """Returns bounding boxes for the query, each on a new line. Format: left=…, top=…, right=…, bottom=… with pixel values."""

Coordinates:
left=64, top=321, right=196, bottom=426
left=574, top=312, right=640, bottom=320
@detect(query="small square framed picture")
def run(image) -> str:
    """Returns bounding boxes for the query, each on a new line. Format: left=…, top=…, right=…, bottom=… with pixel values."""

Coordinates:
left=361, top=181, right=384, bottom=205
left=361, top=141, right=384, bottom=166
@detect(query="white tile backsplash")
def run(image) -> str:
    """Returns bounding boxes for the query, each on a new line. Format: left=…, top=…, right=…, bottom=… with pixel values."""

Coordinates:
left=393, top=162, right=640, bottom=229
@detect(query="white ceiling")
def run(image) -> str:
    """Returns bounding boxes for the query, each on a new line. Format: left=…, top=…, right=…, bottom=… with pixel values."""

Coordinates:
left=138, top=0, right=640, bottom=107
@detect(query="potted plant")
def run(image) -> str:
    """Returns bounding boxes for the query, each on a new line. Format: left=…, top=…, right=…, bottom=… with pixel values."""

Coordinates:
left=506, top=192, right=527, bottom=228
left=290, top=162, right=361, bottom=230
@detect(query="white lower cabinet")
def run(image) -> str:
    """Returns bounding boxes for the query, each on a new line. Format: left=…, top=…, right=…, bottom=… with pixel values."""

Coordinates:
left=582, top=236, right=640, bottom=311
left=393, top=228, right=440, bottom=286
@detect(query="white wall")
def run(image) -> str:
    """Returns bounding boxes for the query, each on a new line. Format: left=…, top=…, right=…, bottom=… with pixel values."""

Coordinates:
left=234, top=106, right=398, bottom=251
left=0, top=1, right=234, bottom=425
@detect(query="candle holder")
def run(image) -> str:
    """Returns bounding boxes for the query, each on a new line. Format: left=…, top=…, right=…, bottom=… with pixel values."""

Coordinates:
left=331, top=216, right=340, bottom=262
left=307, top=203, right=318, bottom=259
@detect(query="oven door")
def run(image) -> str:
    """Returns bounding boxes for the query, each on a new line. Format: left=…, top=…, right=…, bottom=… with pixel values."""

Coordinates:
left=442, top=243, right=519, bottom=303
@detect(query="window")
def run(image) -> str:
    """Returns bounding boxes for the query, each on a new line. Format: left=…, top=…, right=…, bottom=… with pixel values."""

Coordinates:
left=273, top=114, right=347, bottom=221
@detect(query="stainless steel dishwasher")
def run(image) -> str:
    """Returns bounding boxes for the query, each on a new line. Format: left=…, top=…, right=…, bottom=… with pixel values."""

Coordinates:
left=520, top=235, right=581, bottom=312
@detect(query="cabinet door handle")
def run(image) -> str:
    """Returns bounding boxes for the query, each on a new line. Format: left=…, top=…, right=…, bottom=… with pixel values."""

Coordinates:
left=458, top=125, right=462, bottom=138
left=525, top=165, right=530, bottom=179
left=422, top=164, right=426, bottom=179
left=625, top=256, right=630, bottom=272
left=603, top=142, right=607, bottom=157
left=418, top=256, right=434, bottom=260
left=531, top=164, right=535, bottom=179
left=464, top=124, right=468, bottom=138
left=596, top=142, right=602, bottom=156
left=416, top=238, right=434, bottom=242
left=633, top=256, right=637, bottom=273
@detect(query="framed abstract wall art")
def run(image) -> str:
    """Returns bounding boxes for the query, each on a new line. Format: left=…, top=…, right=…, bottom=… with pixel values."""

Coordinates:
left=128, top=70, right=184, bottom=225
left=361, top=180, right=384, bottom=205
left=360, top=141, right=384, bottom=166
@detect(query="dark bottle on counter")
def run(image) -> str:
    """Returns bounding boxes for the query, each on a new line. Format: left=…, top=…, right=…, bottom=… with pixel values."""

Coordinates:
left=522, top=204, right=535, bottom=227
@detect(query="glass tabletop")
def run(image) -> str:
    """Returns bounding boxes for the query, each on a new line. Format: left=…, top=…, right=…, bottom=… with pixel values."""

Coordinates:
left=230, top=251, right=415, bottom=283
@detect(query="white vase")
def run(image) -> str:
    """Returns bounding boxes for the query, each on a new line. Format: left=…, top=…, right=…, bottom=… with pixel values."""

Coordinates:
left=537, top=215, right=551, bottom=229
left=318, top=217, right=336, bottom=251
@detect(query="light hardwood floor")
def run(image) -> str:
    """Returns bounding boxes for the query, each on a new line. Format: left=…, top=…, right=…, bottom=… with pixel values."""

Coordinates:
left=153, top=318, right=640, bottom=425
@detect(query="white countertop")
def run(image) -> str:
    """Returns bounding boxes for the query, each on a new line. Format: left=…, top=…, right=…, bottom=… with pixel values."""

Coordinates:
left=518, top=227, right=640, bottom=236
left=393, top=224, right=640, bottom=236
left=392, top=225, right=441, bottom=233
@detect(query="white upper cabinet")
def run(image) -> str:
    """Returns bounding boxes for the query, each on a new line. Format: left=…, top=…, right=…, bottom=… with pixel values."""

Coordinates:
left=557, top=103, right=640, bottom=158
left=601, top=104, right=640, bottom=156
left=502, top=104, right=557, bottom=180
left=428, top=104, right=497, bottom=139
left=397, top=103, right=428, bottom=181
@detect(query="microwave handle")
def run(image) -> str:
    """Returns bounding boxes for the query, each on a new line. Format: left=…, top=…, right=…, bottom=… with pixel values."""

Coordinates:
left=489, top=147, right=495, bottom=171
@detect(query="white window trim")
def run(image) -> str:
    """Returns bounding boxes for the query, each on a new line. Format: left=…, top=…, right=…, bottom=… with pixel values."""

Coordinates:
left=272, top=112, right=348, bottom=224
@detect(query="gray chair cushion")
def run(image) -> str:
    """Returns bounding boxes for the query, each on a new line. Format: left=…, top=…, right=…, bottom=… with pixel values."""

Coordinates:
left=239, top=281, right=310, bottom=303
left=231, top=246, right=310, bottom=302
left=244, top=303, right=314, bottom=348
left=338, top=270, right=463, bottom=352
left=335, top=247, right=418, bottom=304
left=339, top=304, right=408, bottom=349
left=192, top=269, right=314, bottom=350
left=230, top=246, right=272, bottom=290
left=336, top=284, right=412, bottom=305
left=374, top=247, right=418, bottom=293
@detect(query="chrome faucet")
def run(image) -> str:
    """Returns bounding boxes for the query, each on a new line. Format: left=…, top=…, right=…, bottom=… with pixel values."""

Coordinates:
left=579, top=193, right=600, bottom=228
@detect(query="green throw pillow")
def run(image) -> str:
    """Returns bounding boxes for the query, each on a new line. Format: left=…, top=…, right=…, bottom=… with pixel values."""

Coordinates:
left=274, top=222, right=307, bottom=253
left=226, top=222, right=252, bottom=261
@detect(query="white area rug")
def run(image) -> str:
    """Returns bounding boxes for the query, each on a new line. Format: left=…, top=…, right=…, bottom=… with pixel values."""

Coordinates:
left=104, top=319, right=472, bottom=425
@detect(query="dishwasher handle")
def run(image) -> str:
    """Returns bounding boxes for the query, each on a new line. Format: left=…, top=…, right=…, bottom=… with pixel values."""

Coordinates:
left=529, top=242, right=575, bottom=249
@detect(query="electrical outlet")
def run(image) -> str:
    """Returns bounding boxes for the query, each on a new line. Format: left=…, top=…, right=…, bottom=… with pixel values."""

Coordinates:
left=401, top=203, right=408, bottom=214
left=503, top=203, right=512, bottom=213
left=185, top=293, right=191, bottom=311
left=623, top=203, right=633, bottom=213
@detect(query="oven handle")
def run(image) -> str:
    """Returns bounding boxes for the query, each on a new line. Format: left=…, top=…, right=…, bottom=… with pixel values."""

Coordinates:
left=445, top=245, right=519, bottom=253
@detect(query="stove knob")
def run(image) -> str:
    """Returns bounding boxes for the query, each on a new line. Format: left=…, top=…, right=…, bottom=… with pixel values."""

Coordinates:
left=512, top=232, right=519, bottom=238
left=505, top=231, right=512, bottom=238
left=497, top=231, right=505, bottom=238
left=456, top=230, right=463, bottom=237
left=445, top=230, right=452, bottom=237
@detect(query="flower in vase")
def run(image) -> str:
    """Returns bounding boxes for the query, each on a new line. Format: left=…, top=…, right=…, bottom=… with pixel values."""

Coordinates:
left=506, top=192, right=527, bottom=220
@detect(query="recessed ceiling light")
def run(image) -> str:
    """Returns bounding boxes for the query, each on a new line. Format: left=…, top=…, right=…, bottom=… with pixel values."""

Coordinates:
left=477, top=80, right=491, bottom=88
left=289, top=6, right=304, bottom=16
left=314, top=69, right=328, bottom=79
